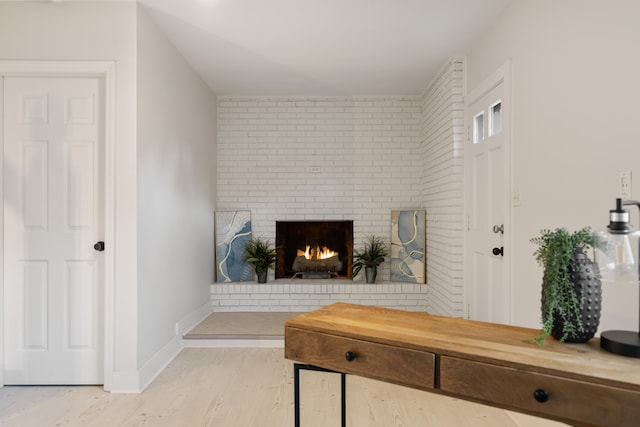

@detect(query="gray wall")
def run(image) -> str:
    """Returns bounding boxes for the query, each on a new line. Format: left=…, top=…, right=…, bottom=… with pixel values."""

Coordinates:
left=136, top=5, right=218, bottom=385
left=466, top=0, right=640, bottom=331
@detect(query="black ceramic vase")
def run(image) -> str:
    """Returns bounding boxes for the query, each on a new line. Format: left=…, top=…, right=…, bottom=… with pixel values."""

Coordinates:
left=549, top=246, right=602, bottom=343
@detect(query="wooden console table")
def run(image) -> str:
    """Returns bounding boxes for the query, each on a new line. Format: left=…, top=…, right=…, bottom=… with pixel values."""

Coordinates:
left=284, top=302, right=640, bottom=427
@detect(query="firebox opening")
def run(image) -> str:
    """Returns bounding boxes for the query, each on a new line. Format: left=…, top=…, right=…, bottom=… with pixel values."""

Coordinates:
left=276, top=221, right=353, bottom=279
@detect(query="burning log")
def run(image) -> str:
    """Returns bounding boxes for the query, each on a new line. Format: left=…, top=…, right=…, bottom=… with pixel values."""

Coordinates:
left=292, top=255, right=343, bottom=273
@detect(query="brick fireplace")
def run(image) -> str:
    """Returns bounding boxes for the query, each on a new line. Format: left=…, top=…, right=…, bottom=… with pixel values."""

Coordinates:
left=276, top=220, right=353, bottom=279
left=213, top=96, right=433, bottom=312
left=214, top=65, right=466, bottom=315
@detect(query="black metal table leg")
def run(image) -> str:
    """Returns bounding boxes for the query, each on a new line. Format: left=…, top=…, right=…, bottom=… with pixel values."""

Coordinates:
left=293, top=363, right=346, bottom=427
left=340, top=372, right=346, bottom=426
left=294, top=363, right=301, bottom=427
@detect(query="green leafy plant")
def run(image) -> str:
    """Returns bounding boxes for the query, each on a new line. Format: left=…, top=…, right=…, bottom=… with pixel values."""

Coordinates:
left=530, top=227, right=598, bottom=346
left=352, top=234, right=389, bottom=278
left=243, top=236, right=277, bottom=275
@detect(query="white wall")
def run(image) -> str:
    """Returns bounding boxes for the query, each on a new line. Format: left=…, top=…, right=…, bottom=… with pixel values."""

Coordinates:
left=136, top=6, right=217, bottom=387
left=420, top=59, right=465, bottom=317
left=0, top=2, right=218, bottom=392
left=465, top=0, right=640, bottom=331
left=217, top=97, right=423, bottom=282
left=0, top=1, right=139, bottom=391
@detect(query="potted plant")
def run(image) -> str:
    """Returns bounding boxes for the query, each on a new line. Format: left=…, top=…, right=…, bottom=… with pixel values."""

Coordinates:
left=352, top=234, right=389, bottom=283
left=243, top=236, right=277, bottom=283
left=530, top=227, right=602, bottom=346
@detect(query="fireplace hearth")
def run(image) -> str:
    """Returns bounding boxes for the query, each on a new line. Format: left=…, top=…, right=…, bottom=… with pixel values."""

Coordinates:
left=276, top=220, right=353, bottom=279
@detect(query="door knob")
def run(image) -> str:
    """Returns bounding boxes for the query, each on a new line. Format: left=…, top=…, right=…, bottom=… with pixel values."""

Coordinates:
left=493, top=224, right=504, bottom=234
left=533, top=389, right=549, bottom=403
left=94, top=241, right=105, bottom=252
left=492, top=247, right=503, bottom=256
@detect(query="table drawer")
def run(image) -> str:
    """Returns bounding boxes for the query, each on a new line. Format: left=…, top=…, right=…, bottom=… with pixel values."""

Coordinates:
left=440, top=356, right=640, bottom=427
left=285, top=327, right=435, bottom=391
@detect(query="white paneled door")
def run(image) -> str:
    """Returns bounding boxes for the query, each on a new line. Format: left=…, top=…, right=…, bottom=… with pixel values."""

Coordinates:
left=465, top=63, right=510, bottom=325
left=3, top=77, right=104, bottom=384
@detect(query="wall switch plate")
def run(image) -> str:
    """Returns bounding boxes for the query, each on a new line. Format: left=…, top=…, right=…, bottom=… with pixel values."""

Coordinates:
left=512, top=189, right=522, bottom=207
left=620, top=171, right=632, bottom=200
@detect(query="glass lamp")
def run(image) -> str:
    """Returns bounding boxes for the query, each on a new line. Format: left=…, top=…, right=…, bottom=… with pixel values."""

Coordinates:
left=596, top=198, right=640, bottom=357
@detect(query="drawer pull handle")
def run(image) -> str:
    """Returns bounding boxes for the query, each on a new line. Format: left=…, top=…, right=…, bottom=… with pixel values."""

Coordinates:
left=345, top=351, right=356, bottom=362
left=533, top=389, right=549, bottom=403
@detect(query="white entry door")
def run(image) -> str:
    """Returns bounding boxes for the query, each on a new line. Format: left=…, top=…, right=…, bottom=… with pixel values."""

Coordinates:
left=3, top=77, right=104, bottom=384
left=465, top=63, right=511, bottom=324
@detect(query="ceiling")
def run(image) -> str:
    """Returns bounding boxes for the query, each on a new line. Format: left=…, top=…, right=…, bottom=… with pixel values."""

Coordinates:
left=5, top=0, right=513, bottom=96
left=137, top=0, right=513, bottom=96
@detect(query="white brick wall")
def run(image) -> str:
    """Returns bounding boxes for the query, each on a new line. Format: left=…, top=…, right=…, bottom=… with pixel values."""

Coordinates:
left=210, top=280, right=428, bottom=312
left=214, top=60, right=464, bottom=314
left=217, top=96, right=422, bottom=281
left=420, top=59, right=465, bottom=317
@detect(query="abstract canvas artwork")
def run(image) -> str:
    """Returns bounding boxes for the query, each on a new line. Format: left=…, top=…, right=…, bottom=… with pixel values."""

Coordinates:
left=390, top=210, right=426, bottom=283
left=215, top=210, right=253, bottom=282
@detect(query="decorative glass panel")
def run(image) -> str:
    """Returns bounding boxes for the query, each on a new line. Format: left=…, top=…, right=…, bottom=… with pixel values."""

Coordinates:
left=489, top=101, right=502, bottom=136
left=473, top=112, right=484, bottom=144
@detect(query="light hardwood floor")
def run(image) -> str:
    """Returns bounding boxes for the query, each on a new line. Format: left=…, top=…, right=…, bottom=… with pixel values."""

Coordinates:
left=184, top=312, right=303, bottom=339
left=0, top=347, right=567, bottom=426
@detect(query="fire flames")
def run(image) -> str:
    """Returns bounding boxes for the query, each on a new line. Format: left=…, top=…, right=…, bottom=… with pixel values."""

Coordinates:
left=297, top=245, right=338, bottom=260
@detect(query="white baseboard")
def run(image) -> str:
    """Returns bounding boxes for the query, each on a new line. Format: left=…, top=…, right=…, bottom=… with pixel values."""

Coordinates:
left=137, top=334, right=183, bottom=393
left=119, top=302, right=214, bottom=393
left=176, top=301, right=213, bottom=336
left=107, top=370, right=142, bottom=394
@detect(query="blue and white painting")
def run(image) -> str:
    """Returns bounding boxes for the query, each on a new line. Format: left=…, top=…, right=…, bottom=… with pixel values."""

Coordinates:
left=390, top=210, right=426, bottom=283
left=215, top=211, right=253, bottom=282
